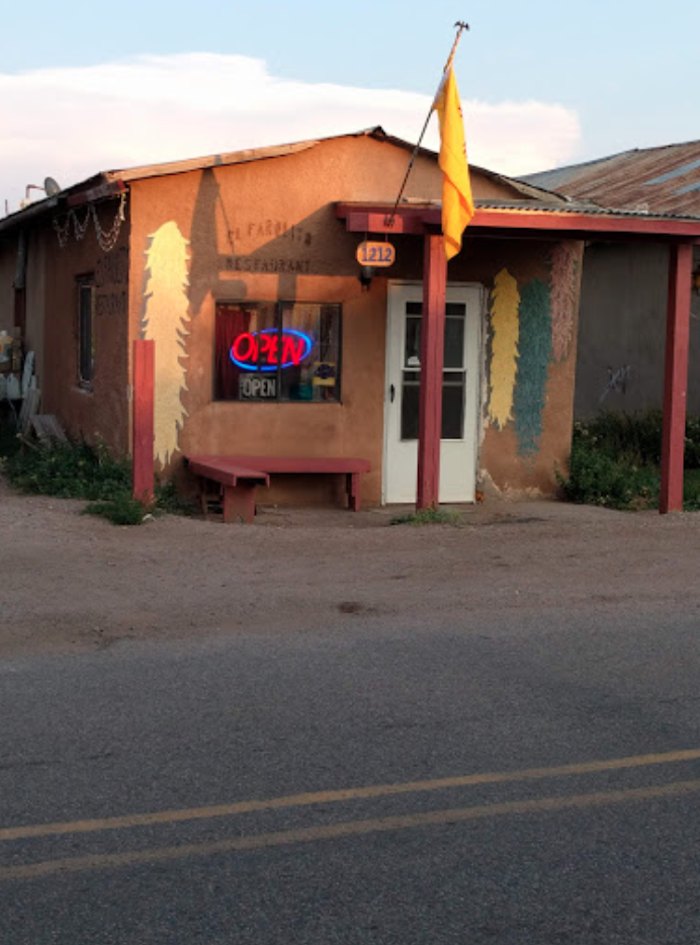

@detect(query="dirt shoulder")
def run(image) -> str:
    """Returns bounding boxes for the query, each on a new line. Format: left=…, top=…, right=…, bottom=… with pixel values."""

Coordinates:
left=1, top=475, right=698, bottom=660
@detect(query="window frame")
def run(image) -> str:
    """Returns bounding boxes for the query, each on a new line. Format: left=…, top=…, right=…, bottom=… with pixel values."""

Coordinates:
left=76, top=274, right=95, bottom=389
left=214, top=299, right=342, bottom=404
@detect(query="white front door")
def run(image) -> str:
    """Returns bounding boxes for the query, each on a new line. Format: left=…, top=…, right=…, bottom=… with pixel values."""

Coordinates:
left=383, top=282, right=482, bottom=504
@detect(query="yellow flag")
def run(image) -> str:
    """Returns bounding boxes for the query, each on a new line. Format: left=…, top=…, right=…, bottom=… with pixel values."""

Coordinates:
left=434, top=66, right=474, bottom=260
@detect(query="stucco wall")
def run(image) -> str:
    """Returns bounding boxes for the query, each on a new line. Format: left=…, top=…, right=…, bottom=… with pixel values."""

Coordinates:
left=129, top=136, right=421, bottom=504
left=574, top=243, right=700, bottom=418
left=127, top=136, right=582, bottom=504
left=452, top=238, right=583, bottom=495
left=40, top=199, right=130, bottom=455
left=24, top=229, right=47, bottom=386
left=0, top=238, right=16, bottom=334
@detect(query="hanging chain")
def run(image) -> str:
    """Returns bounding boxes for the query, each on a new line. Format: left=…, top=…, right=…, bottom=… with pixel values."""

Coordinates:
left=52, top=191, right=127, bottom=252
left=94, top=191, right=127, bottom=252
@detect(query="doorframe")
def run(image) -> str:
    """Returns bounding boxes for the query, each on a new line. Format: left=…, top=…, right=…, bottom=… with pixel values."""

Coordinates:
left=382, top=280, right=485, bottom=505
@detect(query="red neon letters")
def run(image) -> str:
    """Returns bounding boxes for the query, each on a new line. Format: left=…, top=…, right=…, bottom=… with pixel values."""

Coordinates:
left=230, top=328, right=312, bottom=372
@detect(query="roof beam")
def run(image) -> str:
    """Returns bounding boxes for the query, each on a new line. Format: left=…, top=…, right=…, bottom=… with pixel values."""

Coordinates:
left=336, top=203, right=700, bottom=241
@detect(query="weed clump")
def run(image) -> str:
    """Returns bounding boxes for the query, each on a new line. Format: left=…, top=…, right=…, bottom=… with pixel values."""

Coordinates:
left=3, top=440, right=130, bottom=500
left=390, top=507, right=462, bottom=526
left=559, top=410, right=700, bottom=511
left=82, top=494, right=149, bottom=526
left=0, top=432, right=197, bottom=525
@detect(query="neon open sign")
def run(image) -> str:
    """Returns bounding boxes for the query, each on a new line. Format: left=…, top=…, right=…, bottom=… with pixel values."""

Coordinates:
left=230, top=328, right=314, bottom=372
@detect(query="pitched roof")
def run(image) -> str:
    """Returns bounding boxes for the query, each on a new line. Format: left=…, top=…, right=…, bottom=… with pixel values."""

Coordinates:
left=522, top=140, right=700, bottom=216
left=0, top=127, right=559, bottom=233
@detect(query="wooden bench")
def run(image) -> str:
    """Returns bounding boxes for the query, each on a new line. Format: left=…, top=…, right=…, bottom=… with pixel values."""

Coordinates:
left=185, top=454, right=371, bottom=523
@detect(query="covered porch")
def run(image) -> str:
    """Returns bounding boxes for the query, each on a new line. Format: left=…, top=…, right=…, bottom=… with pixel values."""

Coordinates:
left=336, top=200, right=700, bottom=514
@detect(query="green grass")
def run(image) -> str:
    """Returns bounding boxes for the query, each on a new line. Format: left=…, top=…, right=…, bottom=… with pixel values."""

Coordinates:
left=389, top=507, right=462, bottom=526
left=82, top=493, right=149, bottom=526
left=560, top=410, right=700, bottom=511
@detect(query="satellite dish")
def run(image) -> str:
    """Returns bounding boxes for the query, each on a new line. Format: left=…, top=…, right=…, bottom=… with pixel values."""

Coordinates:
left=44, top=177, right=61, bottom=196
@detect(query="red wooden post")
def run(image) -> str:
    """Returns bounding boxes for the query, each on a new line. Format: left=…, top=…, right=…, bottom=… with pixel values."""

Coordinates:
left=132, top=339, right=155, bottom=505
left=417, top=234, right=447, bottom=509
left=660, top=242, right=692, bottom=514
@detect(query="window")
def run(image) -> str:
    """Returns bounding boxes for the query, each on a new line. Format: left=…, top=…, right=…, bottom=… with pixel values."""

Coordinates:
left=77, top=276, right=95, bottom=386
left=215, top=301, right=341, bottom=402
left=400, top=301, right=467, bottom=441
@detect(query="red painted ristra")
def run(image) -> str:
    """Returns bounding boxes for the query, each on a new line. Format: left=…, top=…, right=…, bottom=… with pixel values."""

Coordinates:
left=132, top=339, right=155, bottom=505
left=660, top=243, right=693, bottom=514
left=416, top=234, right=447, bottom=511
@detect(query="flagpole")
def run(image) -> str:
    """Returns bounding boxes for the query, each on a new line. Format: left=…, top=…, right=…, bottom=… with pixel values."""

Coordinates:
left=385, top=21, right=469, bottom=227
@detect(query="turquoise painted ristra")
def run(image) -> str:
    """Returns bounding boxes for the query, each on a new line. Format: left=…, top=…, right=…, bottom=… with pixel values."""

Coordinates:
left=514, top=279, right=552, bottom=455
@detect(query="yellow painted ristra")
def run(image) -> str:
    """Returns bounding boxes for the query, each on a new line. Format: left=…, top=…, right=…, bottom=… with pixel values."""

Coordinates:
left=142, top=221, right=191, bottom=468
left=488, top=268, right=520, bottom=429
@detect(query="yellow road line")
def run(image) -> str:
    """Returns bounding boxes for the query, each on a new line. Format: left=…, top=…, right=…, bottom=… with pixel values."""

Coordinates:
left=2, top=747, right=700, bottom=843
left=3, top=777, right=700, bottom=882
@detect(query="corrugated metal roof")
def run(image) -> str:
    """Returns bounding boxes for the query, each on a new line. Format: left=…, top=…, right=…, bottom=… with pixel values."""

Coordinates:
left=522, top=140, right=700, bottom=216
left=474, top=198, right=700, bottom=221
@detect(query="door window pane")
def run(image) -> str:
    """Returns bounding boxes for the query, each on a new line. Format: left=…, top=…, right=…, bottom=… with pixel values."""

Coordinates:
left=399, top=301, right=467, bottom=441
left=442, top=375, right=465, bottom=439
left=444, top=308, right=465, bottom=370
left=400, top=374, right=419, bottom=440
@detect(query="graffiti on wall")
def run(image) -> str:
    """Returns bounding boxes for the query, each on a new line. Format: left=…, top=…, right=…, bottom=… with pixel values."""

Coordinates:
left=141, top=221, right=191, bottom=467
left=488, top=268, right=520, bottom=429
left=599, top=364, right=632, bottom=404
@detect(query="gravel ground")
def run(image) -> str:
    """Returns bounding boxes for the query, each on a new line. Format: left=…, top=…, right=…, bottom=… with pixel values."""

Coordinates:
left=1, top=474, right=698, bottom=659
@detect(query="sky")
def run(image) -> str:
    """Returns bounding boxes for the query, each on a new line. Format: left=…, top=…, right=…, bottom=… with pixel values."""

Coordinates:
left=1, top=0, right=699, bottom=213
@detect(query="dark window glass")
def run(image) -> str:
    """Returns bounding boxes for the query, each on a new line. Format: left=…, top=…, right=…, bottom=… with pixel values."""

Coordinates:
left=77, top=277, right=94, bottom=386
left=399, top=300, right=467, bottom=441
left=442, top=375, right=465, bottom=439
left=215, top=301, right=341, bottom=402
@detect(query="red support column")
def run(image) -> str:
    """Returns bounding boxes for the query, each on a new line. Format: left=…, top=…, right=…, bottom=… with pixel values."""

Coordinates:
left=416, top=234, right=447, bottom=510
left=660, top=242, right=692, bottom=514
left=132, top=339, right=155, bottom=506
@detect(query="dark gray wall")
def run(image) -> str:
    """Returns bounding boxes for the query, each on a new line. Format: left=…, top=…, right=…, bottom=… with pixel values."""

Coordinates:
left=574, top=242, right=700, bottom=418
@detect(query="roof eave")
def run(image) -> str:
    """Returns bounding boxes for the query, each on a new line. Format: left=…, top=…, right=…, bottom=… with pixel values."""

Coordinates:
left=336, top=202, right=700, bottom=241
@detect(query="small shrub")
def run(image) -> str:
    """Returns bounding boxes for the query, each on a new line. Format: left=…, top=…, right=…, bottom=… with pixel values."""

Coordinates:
left=83, top=492, right=148, bottom=526
left=684, top=469, right=700, bottom=511
left=559, top=435, right=659, bottom=510
left=561, top=410, right=700, bottom=511
left=5, top=440, right=130, bottom=500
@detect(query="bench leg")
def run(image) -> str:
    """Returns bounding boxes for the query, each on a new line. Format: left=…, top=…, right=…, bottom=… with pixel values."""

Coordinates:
left=346, top=472, right=361, bottom=512
left=200, top=481, right=221, bottom=518
left=222, top=483, right=258, bottom=524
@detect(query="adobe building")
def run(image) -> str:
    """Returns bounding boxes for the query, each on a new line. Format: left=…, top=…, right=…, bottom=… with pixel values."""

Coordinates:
left=1, top=128, right=698, bottom=511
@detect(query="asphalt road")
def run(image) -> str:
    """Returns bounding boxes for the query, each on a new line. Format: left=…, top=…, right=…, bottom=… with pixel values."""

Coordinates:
left=2, top=600, right=700, bottom=944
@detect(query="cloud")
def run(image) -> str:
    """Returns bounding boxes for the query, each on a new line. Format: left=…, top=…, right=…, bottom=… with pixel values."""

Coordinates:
left=0, top=53, right=580, bottom=212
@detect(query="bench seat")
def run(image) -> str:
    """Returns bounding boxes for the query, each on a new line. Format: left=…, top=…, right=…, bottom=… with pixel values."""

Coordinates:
left=185, top=454, right=370, bottom=523
left=186, top=457, right=269, bottom=523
